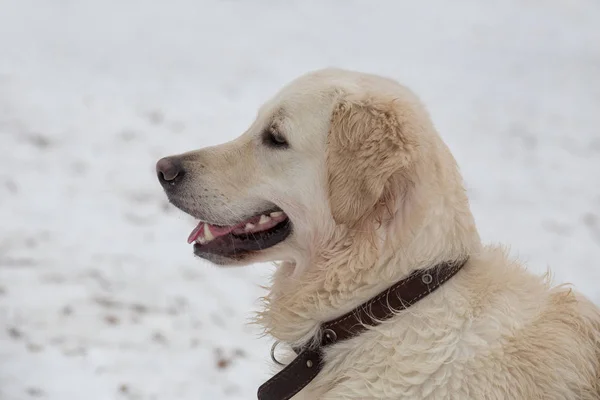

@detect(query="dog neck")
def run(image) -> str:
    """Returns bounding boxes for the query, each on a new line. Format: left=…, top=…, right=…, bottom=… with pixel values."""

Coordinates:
left=257, top=178, right=482, bottom=348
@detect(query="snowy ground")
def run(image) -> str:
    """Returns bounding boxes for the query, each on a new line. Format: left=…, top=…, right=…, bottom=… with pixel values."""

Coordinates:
left=1, top=0, right=599, bottom=399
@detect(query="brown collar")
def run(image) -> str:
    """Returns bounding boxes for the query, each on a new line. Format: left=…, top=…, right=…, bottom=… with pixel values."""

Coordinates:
left=257, top=258, right=468, bottom=400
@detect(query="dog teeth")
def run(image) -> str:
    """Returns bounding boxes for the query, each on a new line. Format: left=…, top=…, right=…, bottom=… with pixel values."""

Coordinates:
left=203, top=224, right=214, bottom=241
left=245, top=223, right=255, bottom=231
left=259, top=215, right=271, bottom=225
left=196, top=236, right=207, bottom=244
left=270, top=211, right=283, bottom=218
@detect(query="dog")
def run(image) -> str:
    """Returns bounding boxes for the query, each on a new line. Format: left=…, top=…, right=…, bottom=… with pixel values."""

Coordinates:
left=157, top=68, right=600, bottom=399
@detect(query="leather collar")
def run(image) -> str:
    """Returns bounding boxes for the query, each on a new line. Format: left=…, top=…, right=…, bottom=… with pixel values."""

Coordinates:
left=257, top=258, right=468, bottom=400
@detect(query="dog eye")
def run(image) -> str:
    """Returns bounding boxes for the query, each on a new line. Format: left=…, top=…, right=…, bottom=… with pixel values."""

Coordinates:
left=263, top=128, right=289, bottom=149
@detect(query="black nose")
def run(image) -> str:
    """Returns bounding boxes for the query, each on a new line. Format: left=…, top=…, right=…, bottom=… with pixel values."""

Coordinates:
left=156, top=157, right=184, bottom=186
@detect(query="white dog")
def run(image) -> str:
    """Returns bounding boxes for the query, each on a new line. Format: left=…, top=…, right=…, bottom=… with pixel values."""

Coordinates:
left=157, top=68, right=600, bottom=399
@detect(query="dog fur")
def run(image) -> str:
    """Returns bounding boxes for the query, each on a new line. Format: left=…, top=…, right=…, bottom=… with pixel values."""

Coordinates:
left=161, top=69, right=600, bottom=399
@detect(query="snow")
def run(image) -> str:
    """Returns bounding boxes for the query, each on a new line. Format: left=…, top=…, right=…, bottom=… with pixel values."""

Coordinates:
left=1, top=0, right=599, bottom=399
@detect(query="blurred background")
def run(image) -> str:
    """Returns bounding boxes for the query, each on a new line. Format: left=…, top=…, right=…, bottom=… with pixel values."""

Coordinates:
left=1, top=0, right=599, bottom=399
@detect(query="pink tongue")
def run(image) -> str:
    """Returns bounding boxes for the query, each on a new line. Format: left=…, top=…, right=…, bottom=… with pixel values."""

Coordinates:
left=187, top=222, right=238, bottom=244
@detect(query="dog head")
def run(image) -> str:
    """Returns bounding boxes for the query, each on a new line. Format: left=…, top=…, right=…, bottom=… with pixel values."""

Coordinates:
left=157, top=69, right=478, bottom=272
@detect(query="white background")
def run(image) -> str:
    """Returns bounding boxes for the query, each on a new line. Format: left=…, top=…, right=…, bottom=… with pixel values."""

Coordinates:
left=1, top=0, right=599, bottom=399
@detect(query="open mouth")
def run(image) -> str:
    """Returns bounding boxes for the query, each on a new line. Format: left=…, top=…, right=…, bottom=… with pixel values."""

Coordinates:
left=187, top=208, right=292, bottom=260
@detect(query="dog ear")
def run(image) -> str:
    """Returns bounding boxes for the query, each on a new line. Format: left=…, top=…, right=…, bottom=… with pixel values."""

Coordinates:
left=326, top=94, right=419, bottom=226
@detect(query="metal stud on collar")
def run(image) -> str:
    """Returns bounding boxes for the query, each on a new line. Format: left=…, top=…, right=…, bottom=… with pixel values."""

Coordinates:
left=270, top=341, right=286, bottom=366
left=422, top=273, right=433, bottom=285
left=322, top=328, right=337, bottom=344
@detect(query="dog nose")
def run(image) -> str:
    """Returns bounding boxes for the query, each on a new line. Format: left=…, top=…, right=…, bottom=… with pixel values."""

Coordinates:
left=156, top=157, right=184, bottom=185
